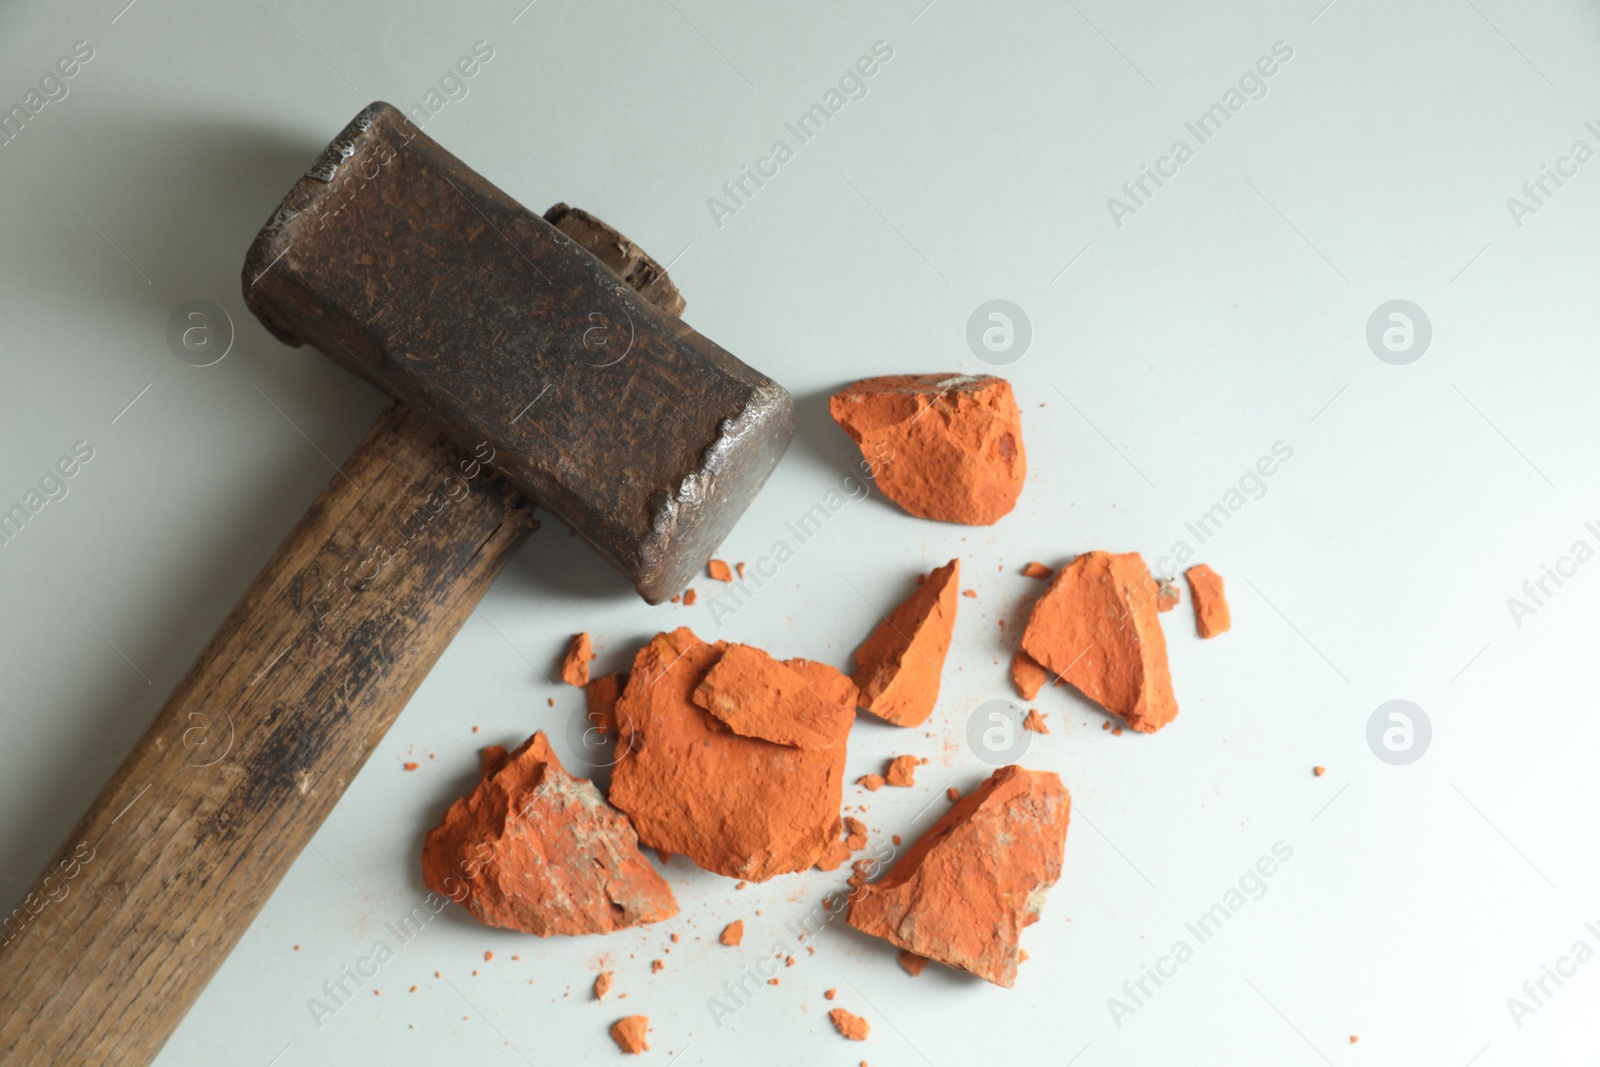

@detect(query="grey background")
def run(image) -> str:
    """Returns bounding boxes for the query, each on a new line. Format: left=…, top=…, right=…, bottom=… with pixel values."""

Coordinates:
left=2, top=0, right=1598, bottom=1063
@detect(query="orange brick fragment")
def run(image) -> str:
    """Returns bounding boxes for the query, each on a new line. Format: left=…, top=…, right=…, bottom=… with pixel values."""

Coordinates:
left=610, top=1015, right=650, bottom=1055
left=683, top=588, right=697, bottom=606
left=1020, top=551, right=1178, bottom=733
left=847, top=765, right=1070, bottom=987
left=581, top=672, right=627, bottom=745
left=560, top=632, right=595, bottom=687
left=824, top=988, right=837, bottom=1000
left=609, top=629, right=851, bottom=881
left=885, top=755, right=919, bottom=787
left=403, top=762, right=419, bottom=772
left=898, top=950, right=929, bottom=976
left=693, top=643, right=856, bottom=750
left=829, top=1008, right=871, bottom=1041
left=851, top=560, right=959, bottom=727
left=1184, top=563, right=1231, bottom=638
left=422, top=733, right=677, bottom=935
left=708, top=559, right=733, bottom=582
left=1011, top=650, right=1049, bottom=701
left=720, top=920, right=744, bottom=946
left=594, top=972, right=613, bottom=1000
left=1021, top=562, right=1052, bottom=579
left=1023, top=708, right=1049, bottom=734
left=857, top=775, right=886, bottom=791
left=1314, top=766, right=1327, bottom=777
left=829, top=374, right=1027, bottom=525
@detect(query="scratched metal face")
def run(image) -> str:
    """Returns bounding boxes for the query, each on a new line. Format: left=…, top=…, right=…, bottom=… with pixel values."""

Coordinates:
left=243, top=103, right=792, bottom=603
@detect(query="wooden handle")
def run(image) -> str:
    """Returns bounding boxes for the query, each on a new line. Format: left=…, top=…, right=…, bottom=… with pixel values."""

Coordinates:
left=0, top=404, right=536, bottom=1065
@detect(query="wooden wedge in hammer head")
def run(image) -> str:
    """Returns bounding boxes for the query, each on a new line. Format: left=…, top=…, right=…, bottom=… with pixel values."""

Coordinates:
left=245, top=101, right=791, bottom=603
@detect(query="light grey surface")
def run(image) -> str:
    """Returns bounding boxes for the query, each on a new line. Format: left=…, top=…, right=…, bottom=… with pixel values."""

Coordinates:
left=2, top=0, right=1598, bottom=1063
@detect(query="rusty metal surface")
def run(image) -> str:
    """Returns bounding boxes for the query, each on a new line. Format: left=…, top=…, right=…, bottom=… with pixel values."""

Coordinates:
left=242, top=102, right=792, bottom=603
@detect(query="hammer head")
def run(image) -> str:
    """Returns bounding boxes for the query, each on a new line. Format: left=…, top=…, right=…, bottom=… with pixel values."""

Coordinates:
left=242, top=102, right=791, bottom=603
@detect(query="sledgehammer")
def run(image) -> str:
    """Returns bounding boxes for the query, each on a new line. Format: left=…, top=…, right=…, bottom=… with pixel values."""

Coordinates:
left=0, top=101, right=791, bottom=1065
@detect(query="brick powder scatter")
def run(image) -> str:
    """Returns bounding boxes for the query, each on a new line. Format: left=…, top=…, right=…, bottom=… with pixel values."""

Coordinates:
left=829, top=1008, right=872, bottom=1042
left=1184, top=564, right=1231, bottom=638
left=420, top=732, right=677, bottom=935
left=610, top=1015, right=650, bottom=1054
left=608, top=629, right=854, bottom=881
left=851, top=560, right=960, bottom=727
left=1020, top=551, right=1179, bottom=734
left=829, top=374, right=1027, bottom=525
left=561, top=632, right=595, bottom=687
left=847, top=765, right=1070, bottom=987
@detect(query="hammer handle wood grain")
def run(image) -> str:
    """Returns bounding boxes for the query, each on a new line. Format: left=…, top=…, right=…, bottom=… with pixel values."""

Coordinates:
left=0, top=405, right=535, bottom=1066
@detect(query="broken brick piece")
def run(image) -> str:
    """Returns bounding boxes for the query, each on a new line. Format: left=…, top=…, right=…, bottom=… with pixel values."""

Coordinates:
left=851, top=559, right=960, bottom=727
left=693, top=643, right=855, bottom=750
left=1156, top=578, right=1180, bottom=613
left=594, top=972, right=613, bottom=1000
left=421, top=733, right=677, bottom=935
left=610, top=1015, right=650, bottom=1055
left=609, top=629, right=849, bottom=881
left=1023, top=709, right=1049, bottom=734
left=847, top=765, right=1070, bottom=988
left=720, top=920, right=744, bottom=946
left=561, top=632, right=595, bottom=687
left=1314, top=766, right=1327, bottom=777
left=1021, top=561, right=1052, bottom=580
left=683, top=588, right=697, bottom=606
left=1184, top=563, right=1231, bottom=639
left=898, top=950, right=929, bottom=977
left=1011, top=650, right=1050, bottom=701
left=857, top=775, right=886, bottom=791
left=885, top=756, right=919, bottom=788
left=824, top=988, right=837, bottom=1000
left=829, top=1008, right=871, bottom=1041
left=829, top=374, right=1026, bottom=525
left=583, top=672, right=627, bottom=741
left=708, top=559, right=733, bottom=582
left=1020, top=551, right=1179, bottom=734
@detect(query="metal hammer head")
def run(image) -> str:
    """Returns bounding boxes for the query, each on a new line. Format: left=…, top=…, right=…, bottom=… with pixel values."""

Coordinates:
left=242, top=102, right=791, bottom=603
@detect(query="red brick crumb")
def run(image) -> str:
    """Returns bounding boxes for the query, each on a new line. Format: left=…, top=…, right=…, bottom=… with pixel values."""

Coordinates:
left=857, top=774, right=886, bottom=791
left=737, top=562, right=748, bottom=579
left=962, top=589, right=977, bottom=598
left=683, top=588, right=697, bottom=606
left=1314, top=766, right=1327, bottom=777
left=708, top=559, right=733, bottom=582
left=946, top=787, right=960, bottom=801
left=403, top=762, right=419, bottom=771
left=824, top=988, right=837, bottom=1000
left=651, top=959, right=664, bottom=973
left=1021, top=562, right=1052, bottom=579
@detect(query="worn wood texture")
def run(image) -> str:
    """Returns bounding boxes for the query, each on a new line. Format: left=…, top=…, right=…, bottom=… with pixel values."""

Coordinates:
left=0, top=405, right=536, bottom=1065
